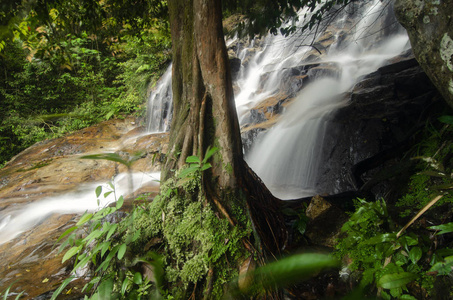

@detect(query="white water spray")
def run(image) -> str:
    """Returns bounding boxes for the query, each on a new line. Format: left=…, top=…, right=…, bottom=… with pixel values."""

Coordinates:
left=0, top=172, right=160, bottom=244
left=245, top=0, right=410, bottom=199
left=146, top=65, right=173, bottom=133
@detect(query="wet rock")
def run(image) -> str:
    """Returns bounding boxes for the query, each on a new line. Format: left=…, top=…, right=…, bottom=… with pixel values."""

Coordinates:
left=317, top=56, right=441, bottom=195
left=305, top=195, right=347, bottom=248
left=229, top=56, right=242, bottom=80
left=0, top=117, right=167, bottom=297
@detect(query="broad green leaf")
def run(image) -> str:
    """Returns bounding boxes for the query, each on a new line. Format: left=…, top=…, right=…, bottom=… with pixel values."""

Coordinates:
left=429, top=256, right=453, bottom=275
left=438, top=115, right=453, bottom=125
left=98, top=278, right=114, bottom=300
left=364, top=233, right=397, bottom=245
left=95, top=186, right=103, bottom=198
left=56, top=226, right=77, bottom=243
left=50, top=276, right=75, bottom=300
left=76, top=213, right=93, bottom=226
left=116, top=196, right=124, bottom=209
left=104, top=191, right=113, bottom=198
left=409, top=247, right=422, bottom=264
left=133, top=272, right=143, bottom=285
left=201, top=163, right=212, bottom=171
left=253, top=253, right=339, bottom=289
left=378, top=272, right=418, bottom=289
left=177, top=165, right=199, bottom=179
left=62, top=246, right=81, bottom=263
left=430, top=222, right=453, bottom=235
left=185, top=155, right=200, bottom=164
left=117, top=244, right=127, bottom=260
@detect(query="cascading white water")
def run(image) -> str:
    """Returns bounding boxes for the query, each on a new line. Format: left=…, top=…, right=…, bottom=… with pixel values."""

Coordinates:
left=146, top=65, right=173, bottom=133
left=0, top=172, right=160, bottom=244
left=0, top=0, right=411, bottom=245
left=244, top=0, right=410, bottom=199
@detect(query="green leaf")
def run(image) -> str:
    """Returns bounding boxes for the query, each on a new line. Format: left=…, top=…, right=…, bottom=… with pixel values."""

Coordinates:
left=76, top=213, right=93, bottom=226
left=409, top=247, right=422, bottom=264
left=430, top=222, right=453, bottom=235
left=62, top=246, right=81, bottom=263
left=116, top=195, right=124, bottom=209
left=50, top=276, right=75, bottom=300
left=106, top=224, right=118, bottom=241
left=364, top=233, right=397, bottom=245
left=101, top=241, right=111, bottom=257
left=177, top=165, right=199, bottom=179
left=201, top=163, right=212, bottom=171
left=429, top=256, right=453, bottom=275
left=82, top=229, right=102, bottom=244
left=2, top=283, right=14, bottom=300
left=13, top=291, right=24, bottom=300
left=185, top=155, right=200, bottom=164
left=96, top=186, right=103, bottom=198
left=98, top=278, right=114, bottom=299
left=74, top=255, right=91, bottom=271
left=104, top=191, right=113, bottom=198
left=253, top=253, right=339, bottom=289
left=117, top=244, right=127, bottom=260
left=121, top=278, right=132, bottom=295
left=56, top=226, right=77, bottom=243
left=202, top=146, right=218, bottom=164
left=378, top=272, right=418, bottom=289
left=133, top=272, right=143, bottom=285
left=438, top=115, right=453, bottom=125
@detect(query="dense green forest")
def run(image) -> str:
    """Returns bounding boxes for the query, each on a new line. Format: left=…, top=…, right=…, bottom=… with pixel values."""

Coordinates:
left=0, top=1, right=171, bottom=167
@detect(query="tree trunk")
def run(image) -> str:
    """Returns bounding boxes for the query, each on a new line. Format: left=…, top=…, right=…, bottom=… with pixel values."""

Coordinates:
left=163, top=0, right=287, bottom=296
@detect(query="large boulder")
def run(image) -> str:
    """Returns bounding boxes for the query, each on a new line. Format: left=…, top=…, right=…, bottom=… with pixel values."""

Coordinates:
left=317, top=54, right=442, bottom=195
left=394, top=0, right=453, bottom=108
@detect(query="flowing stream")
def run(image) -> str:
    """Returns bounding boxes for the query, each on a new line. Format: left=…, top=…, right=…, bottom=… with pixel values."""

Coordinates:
left=0, top=0, right=410, bottom=244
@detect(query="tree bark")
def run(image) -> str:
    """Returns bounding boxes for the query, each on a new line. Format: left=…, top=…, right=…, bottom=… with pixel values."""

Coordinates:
left=165, top=0, right=242, bottom=189
left=166, top=0, right=287, bottom=272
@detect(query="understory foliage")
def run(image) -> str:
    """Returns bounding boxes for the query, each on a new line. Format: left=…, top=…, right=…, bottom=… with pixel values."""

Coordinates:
left=0, top=6, right=171, bottom=167
left=55, top=149, right=251, bottom=299
left=52, top=149, right=339, bottom=299
left=334, top=118, right=453, bottom=299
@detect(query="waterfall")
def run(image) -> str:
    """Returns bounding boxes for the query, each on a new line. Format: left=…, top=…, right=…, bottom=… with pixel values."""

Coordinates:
left=146, top=65, right=173, bottom=133
left=243, top=0, right=410, bottom=199
left=141, top=0, right=410, bottom=200
left=0, top=172, right=160, bottom=244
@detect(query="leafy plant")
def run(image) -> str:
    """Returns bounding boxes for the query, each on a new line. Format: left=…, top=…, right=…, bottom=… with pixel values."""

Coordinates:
left=1, top=283, right=24, bottom=300
left=53, top=182, right=164, bottom=299
left=177, top=146, right=219, bottom=183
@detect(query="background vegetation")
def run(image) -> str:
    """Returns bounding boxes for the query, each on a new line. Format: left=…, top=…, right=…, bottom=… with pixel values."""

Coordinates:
left=0, top=1, right=171, bottom=167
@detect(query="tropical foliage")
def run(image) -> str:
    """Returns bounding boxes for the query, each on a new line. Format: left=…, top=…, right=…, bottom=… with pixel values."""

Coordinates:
left=0, top=0, right=171, bottom=167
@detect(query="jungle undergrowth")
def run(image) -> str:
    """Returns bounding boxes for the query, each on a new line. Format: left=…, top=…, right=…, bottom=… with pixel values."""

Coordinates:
left=53, top=147, right=252, bottom=299
left=334, top=117, right=453, bottom=299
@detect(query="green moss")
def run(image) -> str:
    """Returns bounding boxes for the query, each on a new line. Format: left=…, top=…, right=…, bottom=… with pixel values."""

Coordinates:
left=125, top=170, right=251, bottom=298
